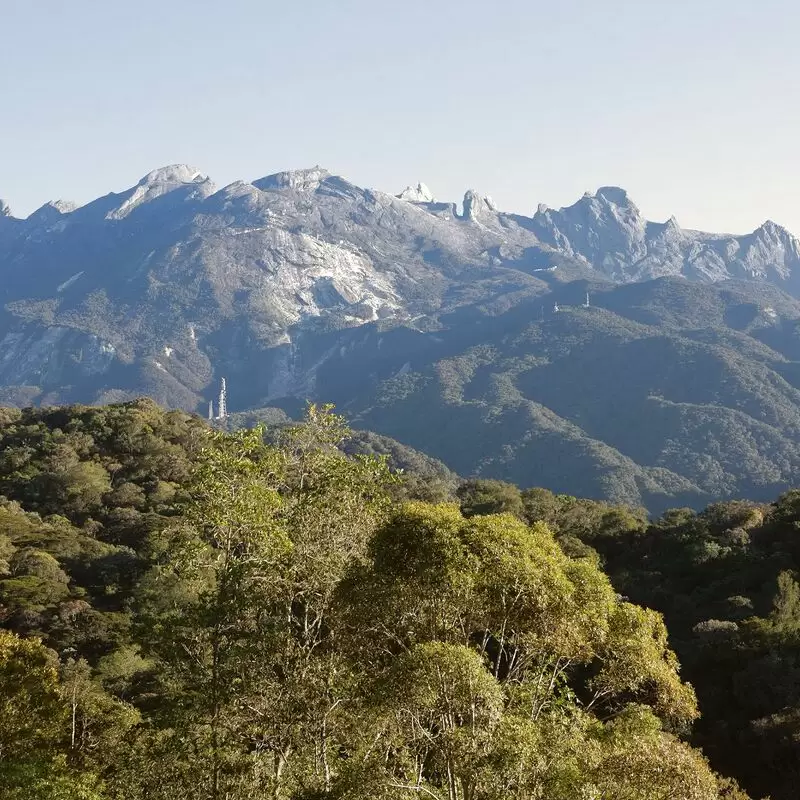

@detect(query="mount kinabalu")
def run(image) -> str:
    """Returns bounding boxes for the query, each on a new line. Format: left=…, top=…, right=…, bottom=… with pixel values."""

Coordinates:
left=4, top=164, right=800, bottom=510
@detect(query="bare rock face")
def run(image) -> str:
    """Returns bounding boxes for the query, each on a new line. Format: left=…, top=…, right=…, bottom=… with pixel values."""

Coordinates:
left=397, top=183, right=435, bottom=203
left=2, top=165, right=800, bottom=412
left=733, top=220, right=800, bottom=282
left=253, top=166, right=331, bottom=193
left=531, top=187, right=800, bottom=288
left=26, top=200, right=77, bottom=229
left=105, top=164, right=216, bottom=220
left=532, top=186, right=650, bottom=277
left=0, top=327, right=116, bottom=385
left=462, top=190, right=497, bottom=221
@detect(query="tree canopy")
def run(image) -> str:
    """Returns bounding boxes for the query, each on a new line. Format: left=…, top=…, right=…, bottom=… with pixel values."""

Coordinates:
left=0, top=400, right=767, bottom=799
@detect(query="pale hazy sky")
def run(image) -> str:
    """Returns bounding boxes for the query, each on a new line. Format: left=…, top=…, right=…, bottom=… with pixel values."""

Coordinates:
left=3, top=0, right=799, bottom=233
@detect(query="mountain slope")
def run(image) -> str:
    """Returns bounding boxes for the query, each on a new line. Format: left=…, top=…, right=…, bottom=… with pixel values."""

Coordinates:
left=5, top=167, right=800, bottom=509
left=301, top=279, right=800, bottom=512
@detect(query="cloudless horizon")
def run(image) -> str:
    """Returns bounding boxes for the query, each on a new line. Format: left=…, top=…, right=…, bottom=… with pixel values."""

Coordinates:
left=3, top=0, right=800, bottom=233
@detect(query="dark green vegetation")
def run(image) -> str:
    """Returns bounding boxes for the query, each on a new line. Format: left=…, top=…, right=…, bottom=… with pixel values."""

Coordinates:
left=2, top=400, right=784, bottom=799
left=223, top=407, right=460, bottom=504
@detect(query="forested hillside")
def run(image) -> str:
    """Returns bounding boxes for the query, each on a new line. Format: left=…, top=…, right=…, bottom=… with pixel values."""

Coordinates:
left=457, top=478, right=800, bottom=800
left=326, top=278, right=800, bottom=513
left=1, top=400, right=780, bottom=799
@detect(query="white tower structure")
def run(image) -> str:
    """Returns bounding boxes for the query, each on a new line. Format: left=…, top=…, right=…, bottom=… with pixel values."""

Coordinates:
left=208, top=400, right=214, bottom=420
left=584, top=292, right=590, bottom=308
left=553, top=301, right=559, bottom=313
left=217, top=378, right=228, bottom=420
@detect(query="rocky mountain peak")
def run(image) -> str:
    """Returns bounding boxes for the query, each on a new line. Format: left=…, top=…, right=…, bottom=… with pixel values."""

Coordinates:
left=253, top=166, right=331, bottom=193
left=650, top=215, right=682, bottom=240
left=586, top=187, right=644, bottom=227
left=104, top=164, right=216, bottom=221
left=462, top=190, right=497, bottom=221
left=754, top=219, right=794, bottom=242
left=737, top=221, right=800, bottom=281
left=0, top=200, right=11, bottom=218
left=595, top=186, right=631, bottom=206
left=28, top=199, right=77, bottom=220
left=530, top=186, right=648, bottom=274
left=397, top=183, right=436, bottom=203
left=138, top=164, right=209, bottom=187
left=25, top=200, right=78, bottom=229
left=51, top=199, right=78, bottom=214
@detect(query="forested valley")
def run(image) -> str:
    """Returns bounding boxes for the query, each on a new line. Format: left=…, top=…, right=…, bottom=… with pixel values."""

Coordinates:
left=1, top=399, right=798, bottom=799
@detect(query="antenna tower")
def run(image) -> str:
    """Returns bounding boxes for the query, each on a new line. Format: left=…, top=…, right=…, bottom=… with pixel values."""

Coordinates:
left=218, top=378, right=227, bottom=420
left=584, top=292, right=590, bottom=308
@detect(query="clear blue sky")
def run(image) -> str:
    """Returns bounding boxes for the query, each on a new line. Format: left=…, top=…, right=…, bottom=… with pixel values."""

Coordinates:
left=3, top=0, right=799, bottom=233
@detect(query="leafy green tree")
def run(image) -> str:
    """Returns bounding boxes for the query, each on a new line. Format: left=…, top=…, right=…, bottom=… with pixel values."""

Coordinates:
left=457, top=479, right=524, bottom=519
left=135, top=425, right=287, bottom=799
left=94, top=645, right=151, bottom=699
left=376, top=642, right=504, bottom=800
left=0, top=573, right=71, bottom=616
left=135, top=407, right=394, bottom=799
left=0, top=757, right=106, bottom=800
left=60, top=657, right=139, bottom=771
left=337, top=503, right=715, bottom=799
left=771, top=571, right=800, bottom=628
left=0, top=532, right=14, bottom=574
left=0, top=629, right=65, bottom=759
left=590, top=705, right=718, bottom=800
left=0, top=630, right=106, bottom=799
left=9, top=548, right=70, bottom=583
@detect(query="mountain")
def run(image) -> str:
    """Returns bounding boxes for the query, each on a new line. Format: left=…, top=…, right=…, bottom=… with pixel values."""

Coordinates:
left=4, top=165, right=800, bottom=510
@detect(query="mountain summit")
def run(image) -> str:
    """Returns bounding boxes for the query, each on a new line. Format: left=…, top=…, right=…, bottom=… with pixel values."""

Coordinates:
left=2, top=164, right=800, bottom=404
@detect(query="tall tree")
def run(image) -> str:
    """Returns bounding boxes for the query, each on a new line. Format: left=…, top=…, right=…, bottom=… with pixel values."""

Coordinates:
left=134, top=408, right=393, bottom=799
left=335, top=503, right=715, bottom=799
left=0, top=630, right=107, bottom=799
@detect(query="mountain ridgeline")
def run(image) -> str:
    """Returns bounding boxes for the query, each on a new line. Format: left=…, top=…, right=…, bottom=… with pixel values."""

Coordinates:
left=5, top=167, right=800, bottom=510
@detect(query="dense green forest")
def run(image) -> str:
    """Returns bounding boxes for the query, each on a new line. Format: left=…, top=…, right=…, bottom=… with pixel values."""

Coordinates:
left=1, top=401, right=798, bottom=798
